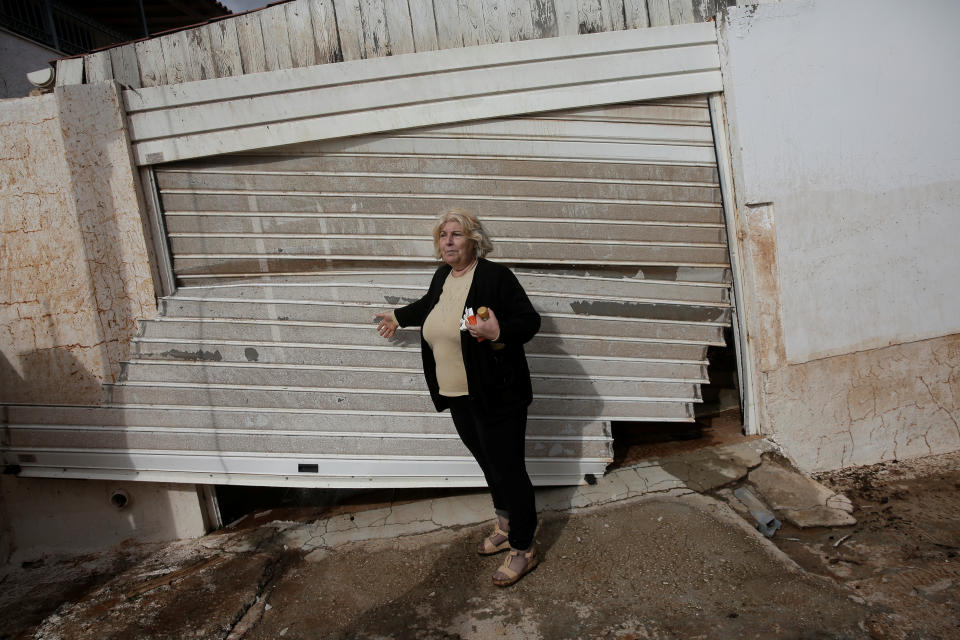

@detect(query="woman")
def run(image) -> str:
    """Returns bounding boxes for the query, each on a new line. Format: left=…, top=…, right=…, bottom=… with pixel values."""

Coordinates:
left=375, top=209, right=541, bottom=587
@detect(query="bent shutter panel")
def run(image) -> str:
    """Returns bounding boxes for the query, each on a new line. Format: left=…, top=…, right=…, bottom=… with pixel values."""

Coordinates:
left=6, top=97, right=731, bottom=487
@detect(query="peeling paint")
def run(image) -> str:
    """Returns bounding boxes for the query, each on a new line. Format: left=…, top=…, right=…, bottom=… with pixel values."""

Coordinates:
left=762, top=333, right=960, bottom=473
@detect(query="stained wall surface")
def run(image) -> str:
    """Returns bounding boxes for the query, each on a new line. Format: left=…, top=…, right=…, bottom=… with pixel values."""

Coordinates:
left=720, top=0, right=960, bottom=470
left=0, top=475, right=206, bottom=563
left=0, top=84, right=156, bottom=405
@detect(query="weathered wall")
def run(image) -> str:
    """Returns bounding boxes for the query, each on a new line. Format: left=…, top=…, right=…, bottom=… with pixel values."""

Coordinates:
left=0, top=83, right=156, bottom=405
left=720, top=0, right=960, bottom=470
left=0, top=475, right=207, bottom=563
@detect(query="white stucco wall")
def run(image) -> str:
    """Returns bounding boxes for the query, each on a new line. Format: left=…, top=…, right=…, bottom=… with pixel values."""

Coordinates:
left=722, top=0, right=960, bottom=365
left=720, top=0, right=960, bottom=470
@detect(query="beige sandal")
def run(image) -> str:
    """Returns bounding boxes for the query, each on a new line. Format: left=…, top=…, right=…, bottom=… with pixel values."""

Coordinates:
left=477, top=523, right=511, bottom=555
left=492, top=547, right=538, bottom=587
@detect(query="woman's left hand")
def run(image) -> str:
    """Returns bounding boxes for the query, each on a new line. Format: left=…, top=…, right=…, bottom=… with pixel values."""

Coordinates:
left=469, top=307, right=500, bottom=342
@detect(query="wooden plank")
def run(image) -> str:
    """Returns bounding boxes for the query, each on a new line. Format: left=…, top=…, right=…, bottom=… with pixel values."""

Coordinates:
left=693, top=0, right=720, bottom=22
left=530, top=0, right=558, bottom=38
left=184, top=26, right=216, bottom=81
left=669, top=0, right=696, bottom=24
left=236, top=12, right=268, bottom=73
left=359, top=0, right=389, bottom=57
left=481, top=0, right=509, bottom=44
left=260, top=5, right=295, bottom=71
left=554, top=0, right=579, bottom=35
left=84, top=50, right=113, bottom=83
left=647, top=0, right=671, bottom=26
left=506, top=0, right=534, bottom=41
left=384, top=0, right=416, bottom=54
left=56, top=57, right=84, bottom=86
left=134, top=39, right=167, bottom=87
left=159, top=31, right=189, bottom=85
left=408, top=0, right=439, bottom=51
left=127, top=43, right=719, bottom=137
left=623, top=0, right=650, bottom=28
left=434, top=0, right=463, bottom=48
left=310, top=0, right=342, bottom=63
left=129, top=31, right=722, bottom=164
left=601, top=0, right=626, bottom=31
left=578, top=0, right=604, bottom=33
left=458, top=0, right=484, bottom=46
left=126, top=23, right=718, bottom=111
left=109, top=44, right=141, bottom=88
left=207, top=20, right=244, bottom=78
left=286, top=0, right=318, bottom=67
left=333, top=0, right=366, bottom=60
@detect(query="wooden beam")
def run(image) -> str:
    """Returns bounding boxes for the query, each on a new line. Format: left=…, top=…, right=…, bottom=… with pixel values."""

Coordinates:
left=125, top=23, right=722, bottom=165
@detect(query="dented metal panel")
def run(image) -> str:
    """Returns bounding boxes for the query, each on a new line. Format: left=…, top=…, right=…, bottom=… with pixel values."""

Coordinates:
left=5, top=97, right=733, bottom=488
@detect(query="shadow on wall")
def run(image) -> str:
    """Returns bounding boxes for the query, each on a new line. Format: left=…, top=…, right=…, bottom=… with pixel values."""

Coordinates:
left=0, top=347, right=103, bottom=405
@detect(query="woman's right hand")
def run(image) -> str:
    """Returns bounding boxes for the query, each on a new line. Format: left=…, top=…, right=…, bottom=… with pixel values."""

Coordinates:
left=375, top=312, right=399, bottom=339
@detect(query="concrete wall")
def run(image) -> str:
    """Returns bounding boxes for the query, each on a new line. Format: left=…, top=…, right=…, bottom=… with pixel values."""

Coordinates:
left=720, top=0, right=960, bottom=471
left=0, top=476, right=207, bottom=563
left=0, top=84, right=156, bottom=405
left=0, top=29, right=58, bottom=99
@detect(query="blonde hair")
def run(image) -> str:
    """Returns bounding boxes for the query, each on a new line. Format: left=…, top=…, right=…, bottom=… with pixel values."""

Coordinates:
left=432, top=208, right=494, bottom=260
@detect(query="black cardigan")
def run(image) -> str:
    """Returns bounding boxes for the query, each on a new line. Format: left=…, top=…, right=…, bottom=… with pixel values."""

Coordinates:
left=394, top=258, right=541, bottom=413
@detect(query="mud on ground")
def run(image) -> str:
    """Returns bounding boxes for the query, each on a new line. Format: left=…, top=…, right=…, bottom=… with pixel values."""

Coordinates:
left=771, top=451, right=960, bottom=639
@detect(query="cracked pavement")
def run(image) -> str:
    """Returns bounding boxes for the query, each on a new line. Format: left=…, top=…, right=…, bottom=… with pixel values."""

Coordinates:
left=3, top=444, right=958, bottom=639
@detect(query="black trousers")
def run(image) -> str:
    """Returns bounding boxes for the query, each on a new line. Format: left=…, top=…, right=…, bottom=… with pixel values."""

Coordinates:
left=446, top=395, right=537, bottom=550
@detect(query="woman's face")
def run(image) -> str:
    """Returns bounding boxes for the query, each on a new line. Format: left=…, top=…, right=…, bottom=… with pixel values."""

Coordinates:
left=438, top=221, right=475, bottom=271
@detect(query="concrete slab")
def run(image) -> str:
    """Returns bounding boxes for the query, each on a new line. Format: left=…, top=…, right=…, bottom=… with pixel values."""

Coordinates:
left=748, top=460, right=857, bottom=528
left=25, top=493, right=875, bottom=640
left=660, top=441, right=767, bottom=492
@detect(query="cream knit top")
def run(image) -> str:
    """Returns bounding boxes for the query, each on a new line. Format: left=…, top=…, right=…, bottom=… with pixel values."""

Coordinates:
left=422, top=265, right=475, bottom=397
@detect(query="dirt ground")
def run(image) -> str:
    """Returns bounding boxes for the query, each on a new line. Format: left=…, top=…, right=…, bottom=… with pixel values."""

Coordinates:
left=771, top=453, right=960, bottom=640
left=2, top=450, right=958, bottom=640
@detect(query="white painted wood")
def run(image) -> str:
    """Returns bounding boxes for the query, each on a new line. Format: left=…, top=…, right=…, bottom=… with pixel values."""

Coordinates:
left=554, top=0, right=579, bottom=35
left=333, top=0, right=366, bottom=60
left=55, top=57, right=84, bottom=86
left=482, top=0, right=509, bottom=44
left=669, top=0, right=696, bottom=24
left=184, top=25, right=216, bottom=81
left=647, top=0, right=671, bottom=26
left=384, top=0, right=416, bottom=54
left=134, top=38, right=167, bottom=87
left=310, top=0, right=341, bottom=63
left=84, top=50, right=113, bottom=83
left=286, top=0, right=318, bottom=67
left=578, top=0, right=604, bottom=33
left=159, top=31, right=189, bottom=85
left=624, top=0, right=650, bottom=28
left=126, top=23, right=716, bottom=111
left=601, top=0, right=626, bottom=31
left=359, top=0, right=389, bottom=57
left=207, top=20, right=244, bottom=78
left=408, top=0, right=440, bottom=51
left=506, top=0, right=535, bottom=41
left=128, top=42, right=718, bottom=139
left=434, top=0, right=463, bottom=48
left=126, top=43, right=718, bottom=136
left=126, top=24, right=721, bottom=164
left=458, top=0, right=485, bottom=46
left=236, top=12, right=268, bottom=73
left=109, top=44, right=141, bottom=88
left=260, top=5, right=295, bottom=71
